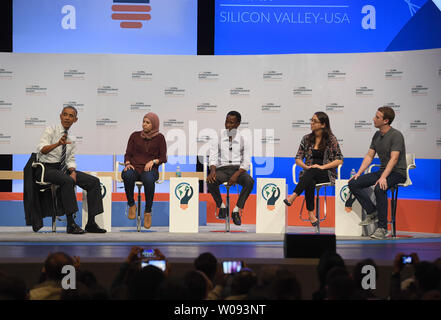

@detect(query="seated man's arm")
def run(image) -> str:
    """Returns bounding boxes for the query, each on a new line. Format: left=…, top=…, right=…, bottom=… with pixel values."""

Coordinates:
left=207, top=135, right=219, bottom=183
left=352, top=149, right=376, bottom=180
left=375, top=151, right=400, bottom=190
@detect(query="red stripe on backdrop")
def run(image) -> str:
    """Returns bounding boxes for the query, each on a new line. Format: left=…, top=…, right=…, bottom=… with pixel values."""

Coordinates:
left=112, top=13, right=151, bottom=20
left=112, top=5, right=151, bottom=12
left=120, top=22, right=143, bottom=28
left=1, top=193, right=440, bottom=234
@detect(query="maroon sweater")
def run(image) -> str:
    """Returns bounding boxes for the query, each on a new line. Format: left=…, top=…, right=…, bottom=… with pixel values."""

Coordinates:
left=124, top=131, right=167, bottom=174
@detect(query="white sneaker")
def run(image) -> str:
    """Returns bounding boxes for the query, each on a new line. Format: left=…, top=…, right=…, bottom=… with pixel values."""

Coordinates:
left=359, top=213, right=378, bottom=226
left=370, top=228, right=387, bottom=240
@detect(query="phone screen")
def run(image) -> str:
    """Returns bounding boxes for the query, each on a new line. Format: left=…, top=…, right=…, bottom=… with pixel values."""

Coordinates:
left=402, top=256, right=413, bottom=264
left=223, top=261, right=243, bottom=274
left=142, top=249, right=155, bottom=258
left=145, top=260, right=166, bottom=271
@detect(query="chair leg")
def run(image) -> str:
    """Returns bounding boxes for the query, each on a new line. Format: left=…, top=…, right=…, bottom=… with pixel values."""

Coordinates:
left=315, top=191, right=320, bottom=234
left=137, top=185, right=142, bottom=232
left=225, top=186, right=230, bottom=233
left=50, top=185, right=57, bottom=233
left=391, top=187, right=399, bottom=238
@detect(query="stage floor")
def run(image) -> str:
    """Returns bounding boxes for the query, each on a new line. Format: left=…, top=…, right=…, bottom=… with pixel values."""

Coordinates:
left=0, top=224, right=440, bottom=266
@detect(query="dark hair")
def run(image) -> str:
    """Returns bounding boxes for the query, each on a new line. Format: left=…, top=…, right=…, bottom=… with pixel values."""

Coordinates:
left=62, top=105, right=78, bottom=116
left=317, top=251, right=345, bottom=289
left=44, top=252, right=75, bottom=281
left=184, top=271, right=209, bottom=300
left=194, top=252, right=217, bottom=282
left=414, top=262, right=441, bottom=292
left=227, top=111, right=241, bottom=123
left=230, top=270, right=257, bottom=296
left=308, top=111, right=333, bottom=150
left=127, top=265, right=165, bottom=300
left=377, top=106, right=395, bottom=125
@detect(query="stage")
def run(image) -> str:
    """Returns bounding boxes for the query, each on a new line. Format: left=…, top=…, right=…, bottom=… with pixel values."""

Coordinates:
left=1, top=224, right=440, bottom=262
left=1, top=224, right=440, bottom=299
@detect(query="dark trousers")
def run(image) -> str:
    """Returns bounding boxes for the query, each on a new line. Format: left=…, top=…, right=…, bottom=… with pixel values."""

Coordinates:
left=348, top=171, right=406, bottom=229
left=121, top=169, right=158, bottom=213
left=293, top=168, right=330, bottom=211
left=40, top=163, right=103, bottom=218
left=207, top=166, right=254, bottom=209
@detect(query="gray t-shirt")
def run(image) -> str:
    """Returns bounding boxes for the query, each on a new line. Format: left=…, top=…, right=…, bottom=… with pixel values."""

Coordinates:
left=369, top=127, right=407, bottom=177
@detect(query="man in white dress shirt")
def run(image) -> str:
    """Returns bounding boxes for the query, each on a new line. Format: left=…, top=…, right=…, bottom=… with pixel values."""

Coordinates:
left=36, top=106, right=106, bottom=234
left=207, top=111, right=254, bottom=226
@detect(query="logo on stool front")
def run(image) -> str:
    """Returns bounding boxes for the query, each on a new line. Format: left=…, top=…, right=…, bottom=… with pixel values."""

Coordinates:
left=175, top=183, right=194, bottom=210
left=262, top=183, right=280, bottom=211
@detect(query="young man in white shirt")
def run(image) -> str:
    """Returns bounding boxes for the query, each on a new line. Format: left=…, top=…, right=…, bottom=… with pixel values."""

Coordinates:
left=207, top=111, right=254, bottom=226
left=36, top=106, right=106, bottom=234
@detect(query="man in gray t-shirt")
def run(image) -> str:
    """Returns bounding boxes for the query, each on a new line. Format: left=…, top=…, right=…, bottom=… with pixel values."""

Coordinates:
left=370, top=127, right=407, bottom=177
left=348, top=107, right=407, bottom=240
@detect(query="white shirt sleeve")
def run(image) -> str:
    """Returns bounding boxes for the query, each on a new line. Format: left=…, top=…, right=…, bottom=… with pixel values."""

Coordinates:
left=240, top=134, right=251, bottom=171
left=36, top=126, right=53, bottom=154
left=35, top=125, right=76, bottom=168
left=209, top=134, right=219, bottom=168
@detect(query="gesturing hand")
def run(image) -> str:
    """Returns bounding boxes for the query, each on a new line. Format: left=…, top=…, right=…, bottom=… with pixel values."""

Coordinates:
left=58, top=134, right=71, bottom=146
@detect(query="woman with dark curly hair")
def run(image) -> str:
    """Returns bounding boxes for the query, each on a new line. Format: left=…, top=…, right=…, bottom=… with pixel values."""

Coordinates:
left=284, top=112, right=343, bottom=226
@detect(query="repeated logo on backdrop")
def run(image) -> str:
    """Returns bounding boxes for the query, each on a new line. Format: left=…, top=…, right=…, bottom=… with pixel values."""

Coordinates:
left=0, top=49, right=440, bottom=159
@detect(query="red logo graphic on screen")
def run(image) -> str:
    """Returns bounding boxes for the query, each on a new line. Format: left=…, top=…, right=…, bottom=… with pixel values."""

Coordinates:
left=111, top=0, right=151, bottom=29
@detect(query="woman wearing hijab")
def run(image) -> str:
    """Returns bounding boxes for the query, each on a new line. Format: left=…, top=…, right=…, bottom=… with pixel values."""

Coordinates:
left=284, top=112, right=343, bottom=226
left=122, top=113, right=167, bottom=229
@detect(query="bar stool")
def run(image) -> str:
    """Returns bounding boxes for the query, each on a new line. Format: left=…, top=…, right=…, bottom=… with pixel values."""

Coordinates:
left=292, top=164, right=341, bottom=233
left=115, top=161, right=165, bottom=232
left=367, top=153, right=416, bottom=238
left=31, top=162, right=59, bottom=232
left=209, top=163, right=253, bottom=233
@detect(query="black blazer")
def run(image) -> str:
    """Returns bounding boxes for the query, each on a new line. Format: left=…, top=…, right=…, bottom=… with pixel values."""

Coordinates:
left=23, top=153, right=63, bottom=232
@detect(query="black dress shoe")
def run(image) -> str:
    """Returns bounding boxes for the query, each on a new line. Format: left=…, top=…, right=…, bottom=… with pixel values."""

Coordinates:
left=283, top=199, right=292, bottom=207
left=232, top=211, right=241, bottom=226
left=217, top=207, right=228, bottom=219
left=85, top=222, right=107, bottom=233
left=66, top=223, right=85, bottom=234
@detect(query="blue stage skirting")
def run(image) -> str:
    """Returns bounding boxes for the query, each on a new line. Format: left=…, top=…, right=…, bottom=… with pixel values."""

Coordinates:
left=0, top=201, right=207, bottom=227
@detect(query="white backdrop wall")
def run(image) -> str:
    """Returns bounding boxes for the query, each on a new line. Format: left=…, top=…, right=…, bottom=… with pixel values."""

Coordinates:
left=1, top=49, right=440, bottom=162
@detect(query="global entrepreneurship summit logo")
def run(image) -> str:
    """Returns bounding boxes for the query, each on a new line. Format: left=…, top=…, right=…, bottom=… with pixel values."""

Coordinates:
left=262, top=183, right=280, bottom=211
left=175, top=183, right=194, bottom=210
left=340, top=185, right=356, bottom=213
left=111, top=0, right=151, bottom=29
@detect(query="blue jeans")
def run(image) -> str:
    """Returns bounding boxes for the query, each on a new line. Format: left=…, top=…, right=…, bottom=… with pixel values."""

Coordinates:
left=348, top=171, right=406, bottom=229
left=121, top=169, right=158, bottom=213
